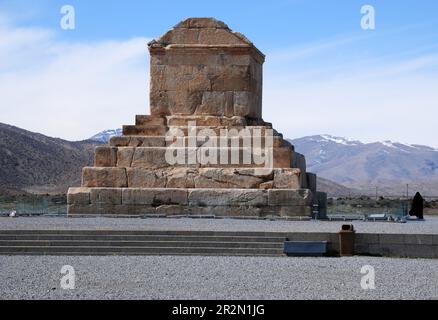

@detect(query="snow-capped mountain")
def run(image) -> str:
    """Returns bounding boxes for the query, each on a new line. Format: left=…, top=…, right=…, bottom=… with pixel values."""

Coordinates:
left=88, top=129, right=122, bottom=143
left=289, top=135, right=438, bottom=196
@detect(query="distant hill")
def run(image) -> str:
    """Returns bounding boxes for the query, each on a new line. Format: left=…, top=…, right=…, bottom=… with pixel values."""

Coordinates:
left=3, top=124, right=436, bottom=197
left=0, top=123, right=98, bottom=194
left=289, top=134, right=438, bottom=197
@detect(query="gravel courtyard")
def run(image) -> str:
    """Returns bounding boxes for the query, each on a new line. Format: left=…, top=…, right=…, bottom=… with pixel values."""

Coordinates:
left=1, top=255, right=437, bottom=300
left=1, top=216, right=438, bottom=234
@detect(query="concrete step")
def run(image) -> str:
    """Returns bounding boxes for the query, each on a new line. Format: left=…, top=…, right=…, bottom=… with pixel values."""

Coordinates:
left=0, top=235, right=285, bottom=242
left=0, top=245, right=284, bottom=256
left=0, top=230, right=286, bottom=256
left=0, top=240, right=284, bottom=249
left=0, top=229, right=287, bottom=237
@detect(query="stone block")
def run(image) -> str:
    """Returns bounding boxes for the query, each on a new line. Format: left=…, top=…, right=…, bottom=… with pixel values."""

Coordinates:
left=109, top=136, right=130, bottom=147
left=82, top=167, right=127, bottom=188
left=167, top=90, right=203, bottom=115
left=268, top=189, right=312, bottom=206
left=233, top=91, right=250, bottom=116
left=129, top=136, right=166, bottom=147
left=94, top=146, right=117, bottom=167
left=135, top=115, right=166, bottom=126
left=194, top=168, right=266, bottom=189
left=273, top=168, right=301, bottom=189
left=166, top=168, right=196, bottom=188
left=196, top=91, right=226, bottom=116
left=188, top=189, right=268, bottom=206
left=131, top=147, right=169, bottom=168
left=67, top=187, right=90, bottom=205
left=259, top=181, right=274, bottom=189
left=122, top=188, right=188, bottom=205
left=122, top=125, right=168, bottom=136
left=275, top=205, right=312, bottom=217
left=155, top=204, right=188, bottom=216
left=273, top=147, right=292, bottom=168
left=126, top=168, right=167, bottom=188
left=117, top=147, right=135, bottom=167
left=198, top=28, right=242, bottom=45
left=90, top=188, right=122, bottom=205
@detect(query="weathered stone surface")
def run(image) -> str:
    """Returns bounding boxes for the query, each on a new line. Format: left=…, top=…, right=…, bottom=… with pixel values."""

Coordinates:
left=273, top=168, right=301, bottom=189
left=233, top=91, right=250, bottom=116
left=90, top=188, right=122, bottom=205
left=131, top=147, right=168, bottom=168
left=122, top=188, right=188, bottom=205
left=135, top=115, right=166, bottom=126
left=117, top=147, right=135, bottom=167
left=196, top=92, right=226, bottom=116
left=94, top=146, right=117, bottom=167
left=198, top=28, right=242, bottom=45
left=130, top=136, right=166, bottom=147
left=174, top=18, right=228, bottom=29
left=109, top=136, right=130, bottom=147
left=82, top=167, right=127, bottom=188
left=268, top=189, right=313, bottom=206
left=122, top=125, right=168, bottom=136
left=188, top=189, right=268, bottom=206
left=126, top=168, right=166, bottom=188
left=67, top=187, right=90, bottom=205
left=194, top=168, right=270, bottom=189
left=259, top=181, right=274, bottom=189
left=166, top=168, right=196, bottom=188
left=273, top=147, right=292, bottom=168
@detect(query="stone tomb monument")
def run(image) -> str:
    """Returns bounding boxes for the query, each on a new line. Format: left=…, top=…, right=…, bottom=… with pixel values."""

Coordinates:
left=67, top=18, right=327, bottom=217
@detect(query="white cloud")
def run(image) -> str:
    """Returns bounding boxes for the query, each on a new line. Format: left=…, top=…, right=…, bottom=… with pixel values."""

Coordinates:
left=0, top=19, right=150, bottom=140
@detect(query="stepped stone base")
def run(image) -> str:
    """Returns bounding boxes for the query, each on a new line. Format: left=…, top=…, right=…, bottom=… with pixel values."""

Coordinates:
left=68, top=187, right=313, bottom=217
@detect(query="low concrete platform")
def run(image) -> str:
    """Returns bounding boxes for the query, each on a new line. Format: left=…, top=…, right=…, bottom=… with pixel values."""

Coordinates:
left=0, top=217, right=437, bottom=258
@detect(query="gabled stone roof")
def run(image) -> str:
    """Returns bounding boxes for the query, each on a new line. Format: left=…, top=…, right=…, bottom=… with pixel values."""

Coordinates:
left=148, top=17, right=265, bottom=62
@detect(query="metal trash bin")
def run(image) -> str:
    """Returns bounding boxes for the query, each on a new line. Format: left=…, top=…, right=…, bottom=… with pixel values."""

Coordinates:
left=339, top=224, right=355, bottom=256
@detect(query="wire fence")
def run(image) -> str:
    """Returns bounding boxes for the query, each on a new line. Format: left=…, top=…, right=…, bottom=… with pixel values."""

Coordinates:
left=1, top=194, right=436, bottom=217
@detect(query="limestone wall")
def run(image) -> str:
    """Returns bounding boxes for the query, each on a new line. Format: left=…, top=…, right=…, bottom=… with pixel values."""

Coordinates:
left=148, top=18, right=263, bottom=119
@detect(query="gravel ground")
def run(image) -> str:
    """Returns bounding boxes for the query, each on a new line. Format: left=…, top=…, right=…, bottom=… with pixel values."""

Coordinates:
left=0, top=255, right=437, bottom=300
left=0, top=216, right=437, bottom=234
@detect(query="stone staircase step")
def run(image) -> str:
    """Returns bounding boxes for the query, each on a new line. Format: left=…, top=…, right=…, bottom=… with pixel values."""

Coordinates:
left=0, top=240, right=283, bottom=249
left=0, top=230, right=286, bottom=256
left=0, top=235, right=285, bottom=242
left=0, top=229, right=286, bottom=237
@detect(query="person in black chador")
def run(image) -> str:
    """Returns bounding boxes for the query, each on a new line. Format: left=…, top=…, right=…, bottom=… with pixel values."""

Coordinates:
left=409, top=192, right=424, bottom=220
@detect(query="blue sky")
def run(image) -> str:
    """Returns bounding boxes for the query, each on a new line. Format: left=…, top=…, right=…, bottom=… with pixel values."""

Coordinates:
left=1, top=0, right=438, bottom=146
